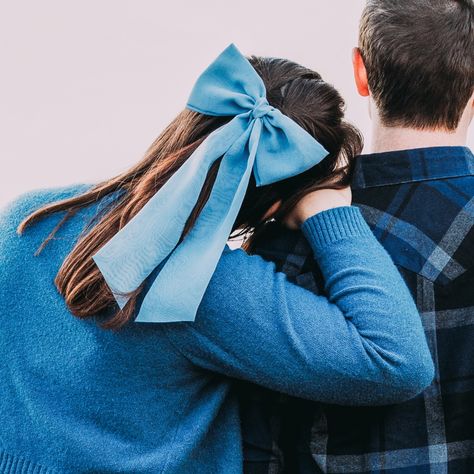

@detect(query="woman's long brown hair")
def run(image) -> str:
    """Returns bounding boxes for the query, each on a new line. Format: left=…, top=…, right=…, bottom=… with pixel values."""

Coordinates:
left=17, top=55, right=363, bottom=330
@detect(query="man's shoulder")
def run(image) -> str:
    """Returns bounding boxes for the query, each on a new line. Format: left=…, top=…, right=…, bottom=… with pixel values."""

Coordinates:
left=353, top=176, right=474, bottom=285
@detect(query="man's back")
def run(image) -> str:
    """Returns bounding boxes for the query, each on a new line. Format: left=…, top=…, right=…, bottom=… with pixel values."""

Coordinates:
left=242, top=146, right=474, bottom=473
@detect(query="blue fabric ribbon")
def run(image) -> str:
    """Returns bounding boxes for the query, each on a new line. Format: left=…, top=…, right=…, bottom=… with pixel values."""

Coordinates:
left=92, top=43, right=329, bottom=323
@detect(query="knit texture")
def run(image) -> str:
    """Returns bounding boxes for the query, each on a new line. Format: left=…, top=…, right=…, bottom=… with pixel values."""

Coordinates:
left=0, top=184, right=434, bottom=473
left=301, top=206, right=373, bottom=248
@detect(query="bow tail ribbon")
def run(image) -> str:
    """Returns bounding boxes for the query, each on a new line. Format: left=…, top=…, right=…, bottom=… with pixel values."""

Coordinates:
left=92, top=115, right=249, bottom=311
left=136, top=119, right=262, bottom=322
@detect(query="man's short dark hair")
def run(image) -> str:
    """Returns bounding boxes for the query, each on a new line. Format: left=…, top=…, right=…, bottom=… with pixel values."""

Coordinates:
left=359, top=0, right=474, bottom=130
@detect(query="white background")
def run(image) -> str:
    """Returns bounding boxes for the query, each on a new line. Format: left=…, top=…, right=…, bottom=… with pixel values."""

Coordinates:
left=1, top=0, right=473, bottom=206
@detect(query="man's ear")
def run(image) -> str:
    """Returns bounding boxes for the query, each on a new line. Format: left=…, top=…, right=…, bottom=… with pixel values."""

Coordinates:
left=352, top=47, right=370, bottom=97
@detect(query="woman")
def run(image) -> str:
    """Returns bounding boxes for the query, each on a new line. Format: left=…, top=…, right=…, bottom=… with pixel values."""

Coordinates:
left=0, top=45, right=433, bottom=473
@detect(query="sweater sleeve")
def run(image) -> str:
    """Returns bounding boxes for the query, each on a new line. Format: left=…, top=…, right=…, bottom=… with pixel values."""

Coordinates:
left=163, top=206, right=434, bottom=405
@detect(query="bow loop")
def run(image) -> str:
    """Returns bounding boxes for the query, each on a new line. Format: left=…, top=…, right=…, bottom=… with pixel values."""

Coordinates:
left=92, top=43, right=330, bottom=324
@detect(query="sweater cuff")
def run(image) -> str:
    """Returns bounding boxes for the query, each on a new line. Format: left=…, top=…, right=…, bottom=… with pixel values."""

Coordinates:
left=301, top=206, right=373, bottom=250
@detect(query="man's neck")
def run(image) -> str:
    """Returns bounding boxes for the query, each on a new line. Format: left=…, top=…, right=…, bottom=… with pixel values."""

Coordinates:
left=370, top=124, right=468, bottom=154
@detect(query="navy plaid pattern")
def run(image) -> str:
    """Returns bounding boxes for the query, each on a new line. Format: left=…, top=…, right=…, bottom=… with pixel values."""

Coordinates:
left=240, top=146, right=474, bottom=474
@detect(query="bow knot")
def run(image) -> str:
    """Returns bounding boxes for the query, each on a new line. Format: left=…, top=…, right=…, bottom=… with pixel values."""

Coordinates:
left=251, top=97, right=274, bottom=119
left=92, top=44, right=329, bottom=324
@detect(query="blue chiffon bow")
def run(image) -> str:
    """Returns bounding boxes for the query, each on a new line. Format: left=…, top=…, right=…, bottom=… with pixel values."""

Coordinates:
left=92, top=43, right=329, bottom=323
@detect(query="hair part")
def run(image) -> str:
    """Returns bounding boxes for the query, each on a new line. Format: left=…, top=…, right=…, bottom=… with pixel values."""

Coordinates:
left=359, top=0, right=474, bottom=130
left=18, top=55, right=363, bottom=330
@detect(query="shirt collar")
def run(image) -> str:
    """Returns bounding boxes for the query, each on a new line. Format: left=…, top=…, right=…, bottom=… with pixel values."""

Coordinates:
left=352, top=146, right=474, bottom=189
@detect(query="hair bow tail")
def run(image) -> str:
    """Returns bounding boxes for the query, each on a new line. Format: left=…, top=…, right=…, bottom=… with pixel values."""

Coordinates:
left=92, top=116, right=248, bottom=310
left=135, top=120, right=262, bottom=322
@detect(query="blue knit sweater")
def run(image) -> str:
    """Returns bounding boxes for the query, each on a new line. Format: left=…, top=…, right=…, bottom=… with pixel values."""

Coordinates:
left=0, top=184, right=434, bottom=474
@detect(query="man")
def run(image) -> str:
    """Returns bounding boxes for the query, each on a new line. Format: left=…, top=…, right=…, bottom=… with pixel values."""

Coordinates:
left=241, top=0, right=474, bottom=472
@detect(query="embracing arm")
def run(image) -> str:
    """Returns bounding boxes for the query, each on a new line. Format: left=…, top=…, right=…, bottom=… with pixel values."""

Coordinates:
left=163, top=206, right=434, bottom=405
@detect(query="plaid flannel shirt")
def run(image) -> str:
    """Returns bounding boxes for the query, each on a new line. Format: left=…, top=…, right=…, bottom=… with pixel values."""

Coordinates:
left=240, top=146, right=474, bottom=474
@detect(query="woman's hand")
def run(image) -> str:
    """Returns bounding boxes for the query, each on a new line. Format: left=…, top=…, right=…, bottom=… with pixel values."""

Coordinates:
left=283, top=187, right=352, bottom=230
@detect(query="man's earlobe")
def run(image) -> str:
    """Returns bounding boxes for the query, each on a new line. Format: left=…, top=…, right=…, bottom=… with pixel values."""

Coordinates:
left=352, top=48, right=370, bottom=97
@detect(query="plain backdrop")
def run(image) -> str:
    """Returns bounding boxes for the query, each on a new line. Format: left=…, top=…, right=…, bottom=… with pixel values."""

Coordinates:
left=1, top=0, right=473, bottom=207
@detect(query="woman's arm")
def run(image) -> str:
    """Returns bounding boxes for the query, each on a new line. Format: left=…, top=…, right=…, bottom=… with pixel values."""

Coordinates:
left=163, top=206, right=434, bottom=405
